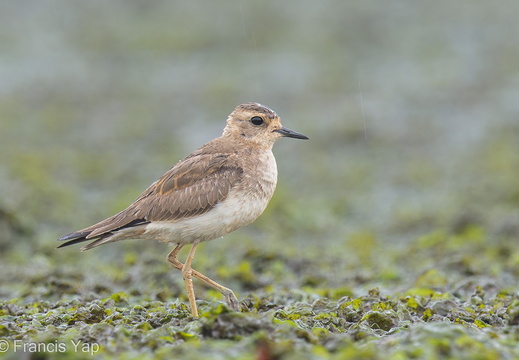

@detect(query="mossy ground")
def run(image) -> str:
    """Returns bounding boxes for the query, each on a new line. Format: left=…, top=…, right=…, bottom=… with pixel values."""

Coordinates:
left=2, top=216, right=519, bottom=359
left=2, top=1, right=519, bottom=359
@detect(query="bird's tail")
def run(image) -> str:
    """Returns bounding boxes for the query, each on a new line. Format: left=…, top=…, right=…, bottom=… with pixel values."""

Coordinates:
left=56, top=231, right=94, bottom=249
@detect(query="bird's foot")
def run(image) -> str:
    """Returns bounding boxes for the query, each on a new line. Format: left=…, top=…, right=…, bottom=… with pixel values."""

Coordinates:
left=224, top=291, right=241, bottom=311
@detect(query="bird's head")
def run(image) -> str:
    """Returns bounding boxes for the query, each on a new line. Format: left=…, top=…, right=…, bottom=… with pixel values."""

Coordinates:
left=223, top=102, right=309, bottom=148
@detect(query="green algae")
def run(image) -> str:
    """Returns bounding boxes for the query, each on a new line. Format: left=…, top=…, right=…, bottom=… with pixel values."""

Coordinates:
left=1, top=282, right=518, bottom=359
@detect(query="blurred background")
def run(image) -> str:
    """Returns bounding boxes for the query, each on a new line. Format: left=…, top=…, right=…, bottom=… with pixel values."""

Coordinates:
left=1, top=1, right=519, bottom=303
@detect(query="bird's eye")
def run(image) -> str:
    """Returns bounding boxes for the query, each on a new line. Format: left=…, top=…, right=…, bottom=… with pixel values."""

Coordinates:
left=250, top=116, right=264, bottom=126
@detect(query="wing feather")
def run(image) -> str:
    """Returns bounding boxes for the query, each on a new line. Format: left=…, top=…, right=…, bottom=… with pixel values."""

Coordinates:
left=61, top=151, right=243, bottom=241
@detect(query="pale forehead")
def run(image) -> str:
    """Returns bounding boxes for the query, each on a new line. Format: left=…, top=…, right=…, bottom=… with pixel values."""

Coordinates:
left=233, top=102, right=278, bottom=119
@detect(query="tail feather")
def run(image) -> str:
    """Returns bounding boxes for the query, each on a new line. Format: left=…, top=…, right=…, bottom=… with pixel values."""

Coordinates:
left=57, top=236, right=91, bottom=248
left=56, top=219, right=149, bottom=250
left=57, top=231, right=91, bottom=242
left=57, top=232, right=113, bottom=250
left=79, top=236, right=116, bottom=251
left=56, top=231, right=96, bottom=249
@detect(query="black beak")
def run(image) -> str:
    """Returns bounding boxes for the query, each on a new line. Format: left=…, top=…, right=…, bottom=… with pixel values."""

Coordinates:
left=274, top=126, right=309, bottom=140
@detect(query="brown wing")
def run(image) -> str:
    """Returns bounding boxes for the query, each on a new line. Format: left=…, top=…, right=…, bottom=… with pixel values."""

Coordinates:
left=69, top=151, right=243, bottom=240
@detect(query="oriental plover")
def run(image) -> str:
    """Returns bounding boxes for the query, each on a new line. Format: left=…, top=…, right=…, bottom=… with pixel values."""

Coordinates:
left=57, top=102, right=309, bottom=317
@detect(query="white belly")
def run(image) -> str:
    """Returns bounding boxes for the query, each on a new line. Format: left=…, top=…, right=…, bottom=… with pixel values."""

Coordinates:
left=141, top=188, right=271, bottom=244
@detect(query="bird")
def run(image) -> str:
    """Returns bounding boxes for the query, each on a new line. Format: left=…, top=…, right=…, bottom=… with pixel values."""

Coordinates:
left=57, top=102, right=309, bottom=317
